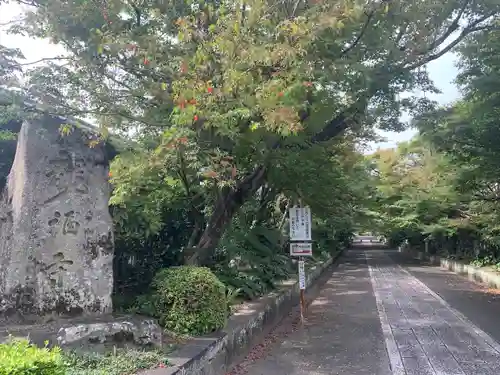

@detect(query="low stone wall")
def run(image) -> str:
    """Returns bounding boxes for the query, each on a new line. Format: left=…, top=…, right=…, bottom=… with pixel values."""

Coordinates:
left=143, top=250, right=345, bottom=375
left=400, top=248, right=500, bottom=290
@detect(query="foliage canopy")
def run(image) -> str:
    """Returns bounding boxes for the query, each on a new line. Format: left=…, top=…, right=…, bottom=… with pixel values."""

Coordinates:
left=1, top=0, right=498, bottom=264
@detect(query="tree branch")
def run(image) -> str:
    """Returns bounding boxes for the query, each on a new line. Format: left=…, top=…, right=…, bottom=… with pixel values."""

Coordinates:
left=290, top=0, right=302, bottom=18
left=340, top=0, right=392, bottom=58
left=425, top=0, right=471, bottom=52
left=340, top=11, right=374, bottom=57
left=19, top=56, right=73, bottom=66
left=406, top=12, right=498, bottom=70
left=468, top=24, right=500, bottom=33
left=10, top=0, right=39, bottom=7
left=395, top=22, right=408, bottom=46
left=472, top=195, right=500, bottom=202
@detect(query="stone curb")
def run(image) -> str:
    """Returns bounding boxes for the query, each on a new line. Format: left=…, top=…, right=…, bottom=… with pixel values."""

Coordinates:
left=141, top=249, right=345, bottom=375
left=400, top=248, right=500, bottom=290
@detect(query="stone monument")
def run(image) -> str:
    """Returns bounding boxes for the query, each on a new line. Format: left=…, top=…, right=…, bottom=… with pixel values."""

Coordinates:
left=0, top=115, right=114, bottom=321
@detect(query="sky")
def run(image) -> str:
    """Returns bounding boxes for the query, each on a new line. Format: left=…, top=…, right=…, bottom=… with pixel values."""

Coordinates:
left=374, top=53, right=461, bottom=150
left=0, top=3, right=462, bottom=151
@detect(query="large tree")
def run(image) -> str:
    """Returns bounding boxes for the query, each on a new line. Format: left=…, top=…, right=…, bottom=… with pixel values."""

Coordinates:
left=414, top=27, right=500, bottom=246
left=369, top=139, right=467, bottom=245
left=2, top=0, right=500, bottom=263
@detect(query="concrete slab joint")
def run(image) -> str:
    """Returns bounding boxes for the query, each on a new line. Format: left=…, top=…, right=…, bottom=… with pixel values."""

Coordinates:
left=140, top=251, right=343, bottom=375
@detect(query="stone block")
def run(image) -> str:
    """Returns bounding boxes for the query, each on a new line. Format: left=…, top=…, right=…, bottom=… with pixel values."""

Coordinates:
left=0, top=115, right=113, bottom=321
left=57, top=316, right=162, bottom=349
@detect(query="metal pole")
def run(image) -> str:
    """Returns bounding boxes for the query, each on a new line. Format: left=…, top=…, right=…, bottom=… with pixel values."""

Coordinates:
left=299, top=256, right=305, bottom=324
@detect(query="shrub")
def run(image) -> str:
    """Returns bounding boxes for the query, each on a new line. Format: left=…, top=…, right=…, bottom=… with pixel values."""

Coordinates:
left=139, top=266, right=228, bottom=335
left=0, top=338, right=65, bottom=375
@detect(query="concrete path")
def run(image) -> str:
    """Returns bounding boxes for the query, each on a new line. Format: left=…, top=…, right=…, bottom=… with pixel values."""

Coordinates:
left=369, top=250, right=500, bottom=375
left=232, top=249, right=500, bottom=375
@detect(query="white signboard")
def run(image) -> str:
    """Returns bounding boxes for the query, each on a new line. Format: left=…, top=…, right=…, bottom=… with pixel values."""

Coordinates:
left=290, top=242, right=313, bottom=257
left=298, top=260, right=306, bottom=290
left=289, top=206, right=312, bottom=241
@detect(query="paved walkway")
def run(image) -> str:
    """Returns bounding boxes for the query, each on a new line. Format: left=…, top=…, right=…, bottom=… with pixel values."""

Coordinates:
left=234, top=249, right=500, bottom=375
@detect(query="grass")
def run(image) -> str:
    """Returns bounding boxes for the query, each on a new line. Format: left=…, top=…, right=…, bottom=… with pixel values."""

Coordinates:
left=63, top=347, right=171, bottom=375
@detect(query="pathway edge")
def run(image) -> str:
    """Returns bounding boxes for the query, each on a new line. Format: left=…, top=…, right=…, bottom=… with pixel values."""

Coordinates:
left=142, top=249, right=346, bottom=375
left=401, top=248, right=500, bottom=292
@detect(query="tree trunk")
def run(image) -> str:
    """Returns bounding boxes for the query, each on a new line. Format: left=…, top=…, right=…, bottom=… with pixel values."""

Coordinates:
left=186, top=165, right=268, bottom=265
left=185, top=98, right=370, bottom=265
left=253, top=185, right=275, bottom=227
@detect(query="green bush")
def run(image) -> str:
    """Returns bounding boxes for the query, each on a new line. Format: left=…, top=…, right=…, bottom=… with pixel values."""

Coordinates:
left=0, top=338, right=65, bottom=375
left=138, top=266, right=228, bottom=335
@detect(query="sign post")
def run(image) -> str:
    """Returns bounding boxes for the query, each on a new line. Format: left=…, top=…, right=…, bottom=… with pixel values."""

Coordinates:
left=289, top=206, right=312, bottom=241
left=289, top=206, right=312, bottom=324
left=298, top=257, right=306, bottom=323
left=290, top=242, right=312, bottom=257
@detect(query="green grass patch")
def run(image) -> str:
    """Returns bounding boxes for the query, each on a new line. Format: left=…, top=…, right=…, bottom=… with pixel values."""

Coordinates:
left=63, top=348, right=170, bottom=375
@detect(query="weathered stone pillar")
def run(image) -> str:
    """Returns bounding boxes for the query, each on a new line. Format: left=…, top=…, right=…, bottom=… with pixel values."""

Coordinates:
left=0, top=115, right=113, bottom=320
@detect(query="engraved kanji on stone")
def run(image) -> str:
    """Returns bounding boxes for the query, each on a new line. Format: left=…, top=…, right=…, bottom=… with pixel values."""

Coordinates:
left=73, top=158, right=89, bottom=194
left=62, top=210, right=80, bottom=235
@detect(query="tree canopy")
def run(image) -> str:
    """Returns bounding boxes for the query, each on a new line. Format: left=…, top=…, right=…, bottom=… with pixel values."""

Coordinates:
left=370, top=25, right=500, bottom=261
left=1, top=0, right=500, bottom=266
